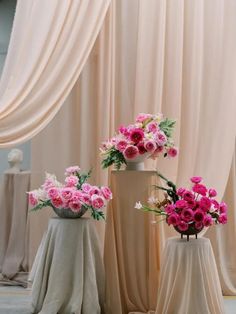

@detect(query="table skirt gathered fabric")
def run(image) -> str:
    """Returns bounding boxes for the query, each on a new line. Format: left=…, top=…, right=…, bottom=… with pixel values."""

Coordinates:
left=104, top=170, right=161, bottom=314
left=30, top=217, right=105, bottom=314
left=155, top=237, right=225, bottom=314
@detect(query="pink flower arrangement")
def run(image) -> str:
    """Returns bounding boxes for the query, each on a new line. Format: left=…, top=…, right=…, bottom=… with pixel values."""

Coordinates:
left=28, top=166, right=112, bottom=220
left=100, top=113, right=178, bottom=169
left=136, top=173, right=228, bottom=239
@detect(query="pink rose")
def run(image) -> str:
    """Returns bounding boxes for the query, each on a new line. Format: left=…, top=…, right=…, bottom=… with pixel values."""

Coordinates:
left=43, top=179, right=55, bottom=191
left=144, top=140, right=157, bottom=153
left=81, top=183, right=92, bottom=193
left=190, top=176, right=202, bottom=184
left=192, top=184, right=207, bottom=196
left=65, top=166, right=80, bottom=176
left=72, top=190, right=84, bottom=201
left=47, top=187, right=59, bottom=199
left=187, top=199, right=196, bottom=208
left=208, top=188, right=217, bottom=197
left=155, top=131, right=167, bottom=146
left=203, top=215, right=213, bottom=227
left=81, top=194, right=91, bottom=206
left=195, top=222, right=203, bottom=230
left=137, top=142, right=147, bottom=155
left=61, top=188, right=74, bottom=201
left=136, top=113, right=152, bottom=123
left=167, top=147, right=178, bottom=158
left=89, top=186, right=101, bottom=196
left=69, top=201, right=82, bottom=212
left=123, top=145, right=139, bottom=160
left=28, top=192, right=38, bottom=206
left=119, top=125, right=130, bottom=137
left=129, top=128, right=144, bottom=144
left=115, top=140, right=128, bottom=152
left=211, top=199, right=219, bottom=209
left=101, top=186, right=112, bottom=200
left=167, top=214, right=180, bottom=226
left=182, top=190, right=194, bottom=202
left=219, top=202, right=227, bottom=214
left=177, top=188, right=186, bottom=197
left=177, top=221, right=188, bottom=232
left=199, top=196, right=212, bottom=211
left=65, top=175, right=79, bottom=187
left=175, top=200, right=188, bottom=209
left=218, top=213, right=227, bottom=224
left=51, top=196, right=64, bottom=208
left=181, top=208, right=194, bottom=222
left=146, top=122, right=159, bottom=133
left=164, top=204, right=175, bottom=214
left=91, top=195, right=105, bottom=209
left=193, top=209, right=205, bottom=222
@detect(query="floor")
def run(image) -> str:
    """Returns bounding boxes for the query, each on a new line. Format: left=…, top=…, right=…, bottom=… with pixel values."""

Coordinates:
left=0, top=286, right=235, bottom=313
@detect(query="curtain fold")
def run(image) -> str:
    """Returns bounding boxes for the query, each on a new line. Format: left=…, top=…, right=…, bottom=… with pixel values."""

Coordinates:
left=0, top=0, right=111, bottom=147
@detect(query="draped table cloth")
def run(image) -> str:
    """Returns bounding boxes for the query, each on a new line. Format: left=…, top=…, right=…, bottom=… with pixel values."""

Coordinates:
left=30, top=217, right=105, bottom=314
left=0, top=171, right=30, bottom=287
left=155, top=237, right=225, bottom=314
left=104, top=170, right=161, bottom=314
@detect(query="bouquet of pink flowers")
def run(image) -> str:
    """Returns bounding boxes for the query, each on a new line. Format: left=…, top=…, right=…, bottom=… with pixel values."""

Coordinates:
left=135, top=173, right=227, bottom=239
left=28, top=166, right=112, bottom=220
left=100, top=113, right=178, bottom=169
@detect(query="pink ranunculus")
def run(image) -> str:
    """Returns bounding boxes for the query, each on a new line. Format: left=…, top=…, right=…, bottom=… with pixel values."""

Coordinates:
left=167, top=214, right=180, bottom=226
left=195, top=221, right=203, bottom=230
left=175, top=200, right=188, bottom=209
left=211, top=199, right=219, bottom=209
left=164, top=204, right=175, bottom=214
left=193, top=209, right=205, bottom=222
left=91, top=195, right=105, bottom=209
left=81, top=183, right=92, bottom=193
left=89, top=186, right=101, bottom=196
left=219, top=202, right=228, bottom=214
left=69, top=201, right=82, bottom=212
left=146, top=121, right=159, bottom=133
left=192, top=183, right=207, bottom=196
left=218, top=213, right=227, bottom=224
left=129, top=128, right=144, bottom=144
left=136, top=113, right=152, bottom=123
left=144, top=140, right=157, bottom=153
left=176, top=188, right=186, bottom=197
left=187, top=199, right=196, bottom=208
left=65, top=175, right=79, bottom=187
left=61, top=188, right=74, bottom=201
left=51, top=196, right=64, bottom=208
left=47, top=187, right=59, bottom=199
left=115, top=140, right=128, bottom=152
left=190, top=176, right=202, bottom=184
left=182, top=190, right=194, bottom=202
left=181, top=208, right=194, bottom=222
left=65, top=166, right=80, bottom=176
left=155, top=131, right=167, bottom=146
left=28, top=192, right=38, bottom=206
left=123, top=145, right=139, bottom=160
left=177, top=221, right=189, bottom=232
left=167, top=147, right=178, bottom=158
left=101, top=186, right=112, bottom=200
left=208, top=188, right=217, bottom=197
left=203, top=215, right=213, bottom=227
left=137, top=142, right=147, bottom=155
left=199, top=196, right=212, bottom=211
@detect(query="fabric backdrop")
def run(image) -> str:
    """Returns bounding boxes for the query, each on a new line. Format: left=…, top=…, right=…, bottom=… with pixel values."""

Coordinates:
left=30, top=0, right=236, bottom=295
left=0, top=0, right=110, bottom=146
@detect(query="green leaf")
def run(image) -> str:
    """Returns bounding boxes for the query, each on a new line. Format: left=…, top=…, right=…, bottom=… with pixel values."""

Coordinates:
left=159, top=118, right=176, bottom=138
left=102, top=147, right=126, bottom=170
left=30, top=199, right=51, bottom=212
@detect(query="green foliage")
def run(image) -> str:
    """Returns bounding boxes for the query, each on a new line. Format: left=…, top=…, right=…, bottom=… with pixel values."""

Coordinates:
left=154, top=171, right=179, bottom=203
left=102, top=147, right=126, bottom=170
left=159, top=118, right=176, bottom=138
left=76, top=169, right=92, bottom=189
left=91, top=208, right=105, bottom=221
left=30, top=199, right=52, bottom=211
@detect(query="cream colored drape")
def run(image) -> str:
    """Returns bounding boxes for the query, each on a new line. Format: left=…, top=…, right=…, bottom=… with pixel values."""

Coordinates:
left=31, top=0, right=236, bottom=298
left=0, top=0, right=110, bottom=147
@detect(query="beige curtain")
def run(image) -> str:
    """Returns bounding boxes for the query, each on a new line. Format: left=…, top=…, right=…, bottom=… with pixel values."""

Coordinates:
left=0, top=0, right=110, bottom=147
left=31, top=0, right=236, bottom=296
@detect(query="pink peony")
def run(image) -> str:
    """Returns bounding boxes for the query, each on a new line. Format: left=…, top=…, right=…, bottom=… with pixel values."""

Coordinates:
left=115, top=140, right=128, bottom=152
left=181, top=208, right=194, bottom=222
left=190, top=176, right=202, bottom=184
left=129, top=128, right=144, bottom=144
left=199, top=196, right=212, bottom=211
left=123, top=145, right=139, bottom=160
left=155, top=131, right=167, bottom=146
left=193, top=209, right=205, bottom=222
left=167, top=214, right=180, bottom=226
left=167, top=147, right=178, bottom=158
left=137, top=142, right=147, bottom=155
left=81, top=183, right=92, bottom=193
left=218, top=213, right=227, bottom=224
left=47, top=187, right=59, bottom=199
left=81, top=194, right=91, bottom=205
left=89, top=186, right=101, bottom=196
left=208, top=188, right=217, bottom=197
left=144, top=140, right=157, bottom=153
left=72, top=190, right=84, bottom=201
left=146, top=122, right=159, bottom=133
left=203, top=215, right=213, bottom=227
left=101, top=186, right=113, bottom=200
left=177, top=221, right=189, bottom=232
left=219, top=202, right=228, bottom=213
left=195, top=222, right=203, bottom=230
left=51, top=196, right=64, bottom=208
left=69, top=201, right=82, bottom=212
left=65, top=175, right=79, bottom=187
left=28, top=192, right=38, bottom=206
left=175, top=200, right=188, bottom=209
left=61, top=188, right=74, bottom=201
left=192, top=183, right=207, bottom=196
left=182, top=190, right=194, bottom=202
left=136, top=113, right=152, bottom=123
left=164, top=204, right=175, bottom=214
left=176, top=188, right=186, bottom=197
left=91, top=195, right=105, bottom=209
left=65, top=166, right=80, bottom=176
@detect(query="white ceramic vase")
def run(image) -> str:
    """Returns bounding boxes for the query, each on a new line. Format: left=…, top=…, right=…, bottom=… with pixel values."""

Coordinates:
left=125, top=153, right=149, bottom=171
